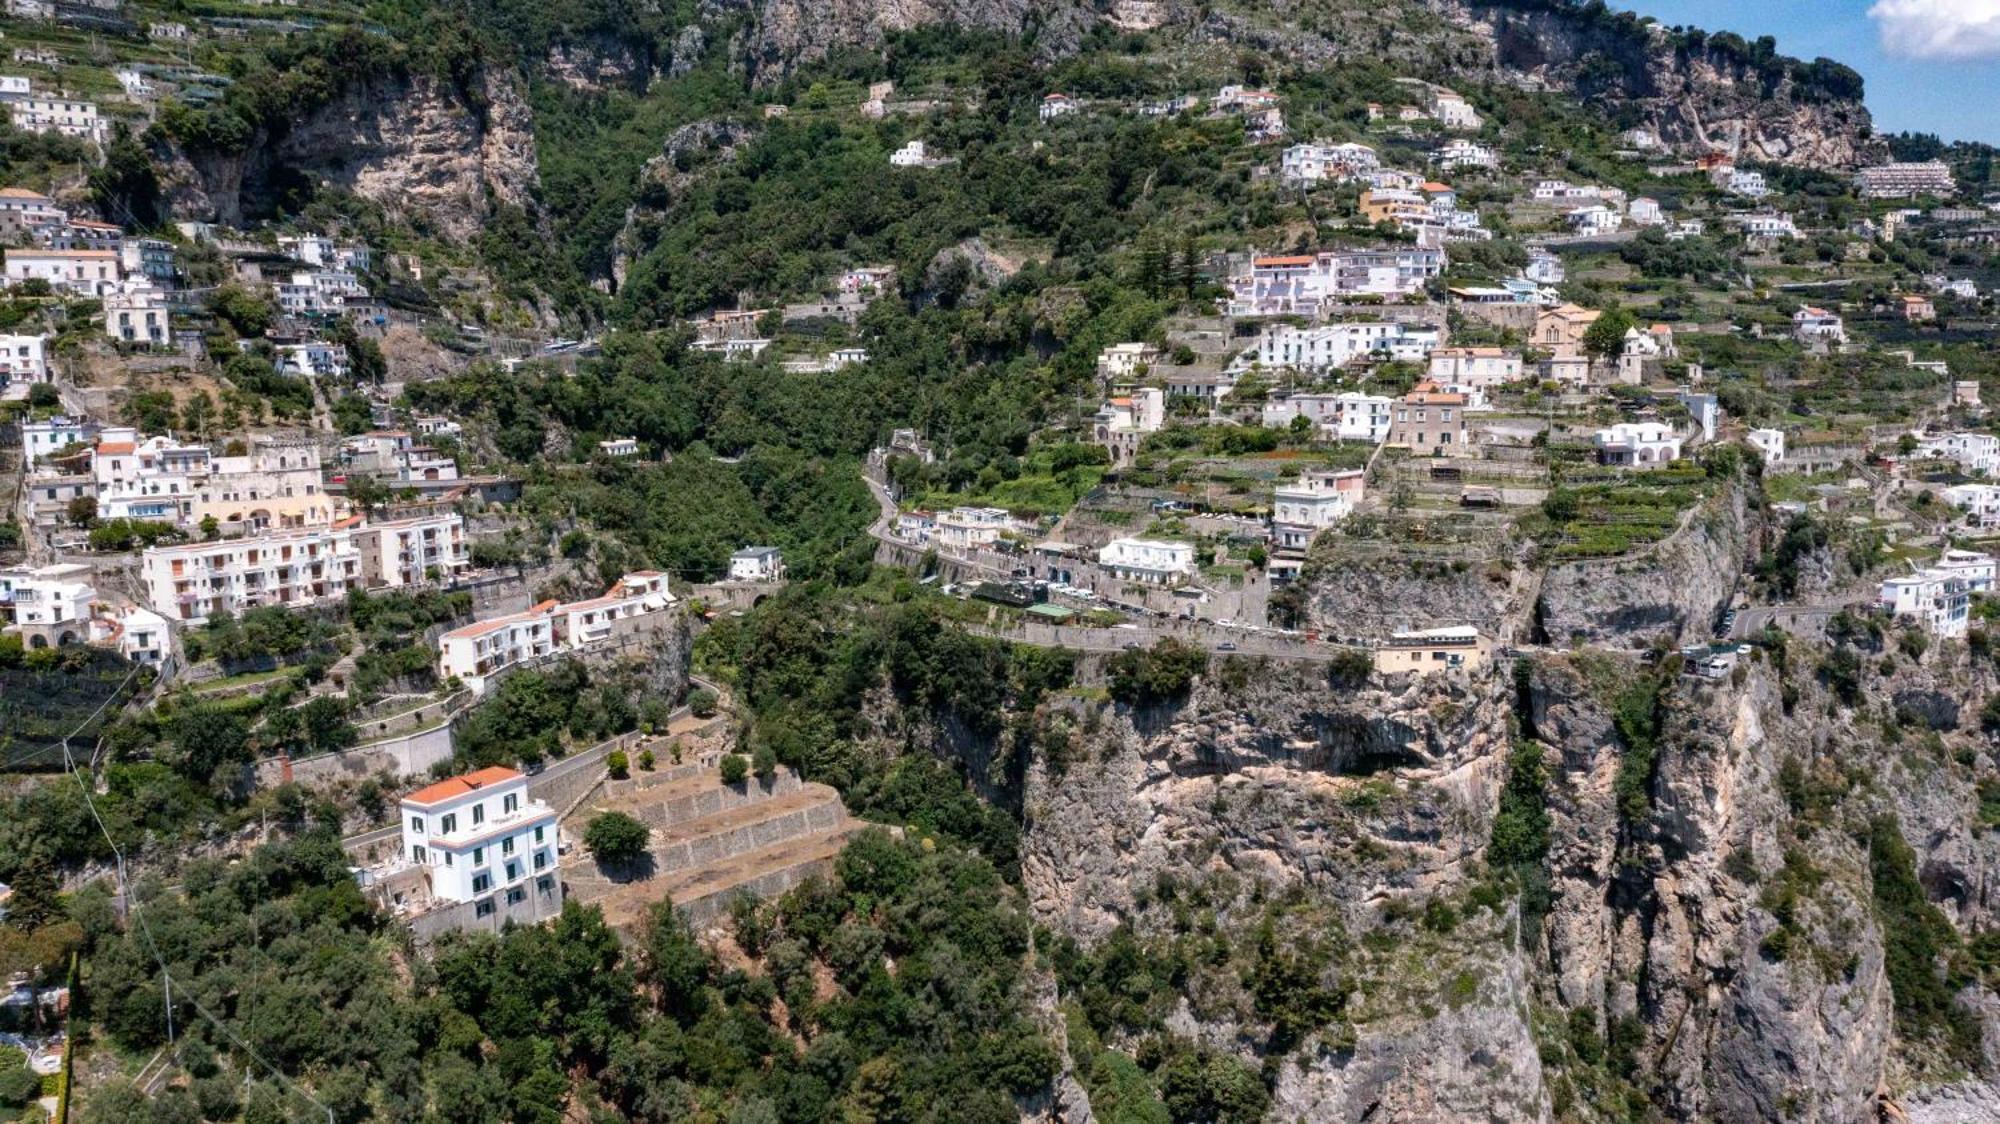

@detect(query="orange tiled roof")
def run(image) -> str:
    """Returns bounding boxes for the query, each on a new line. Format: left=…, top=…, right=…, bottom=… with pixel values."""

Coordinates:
left=95, top=441, right=136, bottom=455
left=403, top=765, right=523, bottom=806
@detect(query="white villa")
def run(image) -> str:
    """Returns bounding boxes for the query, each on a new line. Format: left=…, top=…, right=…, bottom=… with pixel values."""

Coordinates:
left=1594, top=422, right=1683, bottom=467
left=1097, top=537, right=1195, bottom=586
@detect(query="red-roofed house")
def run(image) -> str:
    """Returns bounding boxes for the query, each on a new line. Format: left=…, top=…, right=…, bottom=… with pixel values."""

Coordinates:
left=366, top=765, right=561, bottom=932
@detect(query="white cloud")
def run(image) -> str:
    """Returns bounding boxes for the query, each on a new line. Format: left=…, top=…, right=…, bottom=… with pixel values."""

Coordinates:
left=1870, top=0, right=2000, bottom=60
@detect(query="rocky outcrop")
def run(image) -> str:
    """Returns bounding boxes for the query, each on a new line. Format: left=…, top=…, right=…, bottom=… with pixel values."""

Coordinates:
left=1536, top=483, right=1754, bottom=648
left=1021, top=662, right=1544, bottom=1121
left=162, top=69, right=539, bottom=242
left=1433, top=0, right=1885, bottom=168
left=719, top=0, right=1089, bottom=78
left=1302, top=542, right=1517, bottom=641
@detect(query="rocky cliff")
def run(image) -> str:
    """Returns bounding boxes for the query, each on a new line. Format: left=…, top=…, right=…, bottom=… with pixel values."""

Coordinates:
left=162, top=69, right=539, bottom=242
left=985, top=603, right=2000, bottom=1121
left=1433, top=0, right=1885, bottom=167
left=1537, top=482, right=1756, bottom=649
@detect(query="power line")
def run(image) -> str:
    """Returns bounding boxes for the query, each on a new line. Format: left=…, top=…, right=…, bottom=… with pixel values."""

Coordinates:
left=55, top=669, right=333, bottom=1123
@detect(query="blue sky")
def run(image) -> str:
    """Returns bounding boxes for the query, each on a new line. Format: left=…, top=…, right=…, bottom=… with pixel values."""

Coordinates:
left=1614, top=1, right=2000, bottom=144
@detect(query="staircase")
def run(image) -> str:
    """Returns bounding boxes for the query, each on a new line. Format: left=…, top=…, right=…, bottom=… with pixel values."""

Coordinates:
left=564, top=760, right=870, bottom=931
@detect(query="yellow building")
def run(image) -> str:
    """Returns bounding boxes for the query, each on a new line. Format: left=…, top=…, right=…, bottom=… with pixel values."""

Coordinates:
left=1373, top=626, right=1491, bottom=674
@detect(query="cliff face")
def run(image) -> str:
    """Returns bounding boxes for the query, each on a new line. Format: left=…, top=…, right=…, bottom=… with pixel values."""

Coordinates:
left=162, top=69, right=539, bottom=242
left=1537, top=483, right=1756, bottom=649
left=992, top=613, right=2000, bottom=1122
left=705, top=0, right=1088, bottom=79
left=1432, top=0, right=1885, bottom=167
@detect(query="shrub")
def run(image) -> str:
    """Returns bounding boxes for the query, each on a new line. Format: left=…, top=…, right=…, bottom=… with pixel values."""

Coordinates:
left=606, top=749, right=630, bottom=779
left=584, top=811, right=649, bottom=865
left=687, top=687, right=718, bottom=718
left=752, top=743, right=778, bottom=782
left=638, top=747, right=656, bottom=771
left=719, top=753, right=748, bottom=784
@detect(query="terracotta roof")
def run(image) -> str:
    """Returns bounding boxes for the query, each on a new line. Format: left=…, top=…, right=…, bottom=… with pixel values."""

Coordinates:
left=1254, top=255, right=1316, bottom=267
left=11, top=249, right=115, bottom=258
left=0, top=187, right=51, bottom=200
left=439, top=600, right=557, bottom=641
left=95, top=441, right=136, bottom=455
left=403, top=766, right=523, bottom=806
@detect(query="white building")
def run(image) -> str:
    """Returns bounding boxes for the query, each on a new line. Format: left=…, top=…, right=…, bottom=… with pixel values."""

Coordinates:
left=89, top=602, right=168, bottom=666
left=139, top=513, right=468, bottom=623
left=1096, top=341, right=1162, bottom=381
left=1936, top=548, right=1997, bottom=594
left=1228, top=247, right=1445, bottom=315
left=729, top=546, right=785, bottom=581
left=1249, top=321, right=1437, bottom=371
left=102, top=280, right=168, bottom=345
left=1792, top=307, right=1846, bottom=346
left=1531, top=180, right=1603, bottom=202
left=1732, top=211, right=1799, bottom=240
left=598, top=437, right=640, bottom=458
left=1747, top=428, right=1786, bottom=468
left=437, top=602, right=557, bottom=693
left=1524, top=249, right=1565, bottom=285
left=1433, top=138, right=1498, bottom=171
left=8, top=94, right=105, bottom=145
left=1427, top=347, right=1521, bottom=389
left=1270, top=469, right=1364, bottom=551
left=1261, top=392, right=1394, bottom=443
left=1943, top=484, right=2000, bottom=528
left=889, top=139, right=945, bottom=168
left=21, top=415, right=91, bottom=463
left=1280, top=141, right=1379, bottom=184
left=392, top=767, right=560, bottom=918
left=1427, top=89, right=1481, bottom=130
left=1567, top=204, right=1622, bottom=235
left=1093, top=387, right=1166, bottom=467
left=5, top=249, right=119, bottom=295
left=555, top=571, right=674, bottom=651
left=1627, top=197, right=1664, bottom=226
left=1856, top=161, right=1956, bottom=200
left=1594, top=422, right=1683, bottom=467
left=1097, top=537, right=1195, bottom=586
left=1880, top=567, right=1970, bottom=637
left=935, top=507, right=1011, bottom=554
left=1711, top=166, right=1770, bottom=199
left=0, top=332, right=50, bottom=395
left=1920, top=432, right=2000, bottom=476
left=277, top=234, right=370, bottom=272
left=1039, top=93, right=1077, bottom=121
left=0, top=562, right=95, bottom=648
left=274, top=341, right=350, bottom=378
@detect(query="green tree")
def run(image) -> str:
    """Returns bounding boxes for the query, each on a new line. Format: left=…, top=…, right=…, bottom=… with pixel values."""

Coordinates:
left=1582, top=306, right=1638, bottom=359
left=584, top=811, right=649, bottom=865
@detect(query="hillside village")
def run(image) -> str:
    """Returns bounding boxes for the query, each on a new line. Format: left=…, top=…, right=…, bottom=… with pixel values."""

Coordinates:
left=6, top=0, right=2000, bottom=1120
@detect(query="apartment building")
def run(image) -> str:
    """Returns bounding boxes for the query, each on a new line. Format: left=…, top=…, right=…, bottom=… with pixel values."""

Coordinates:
left=556, top=571, right=674, bottom=650
left=4, top=248, right=119, bottom=295
left=1261, top=392, right=1395, bottom=442
left=103, top=280, right=168, bottom=345
left=1096, top=341, right=1163, bottom=381
left=1228, top=247, right=1445, bottom=315
left=1097, top=537, right=1195, bottom=586
left=8, top=94, right=105, bottom=144
left=1435, top=139, right=1498, bottom=171
left=1943, top=483, right=2000, bottom=528
left=729, top=546, right=785, bottom=581
left=1279, top=141, right=1378, bottom=184
left=1427, top=347, right=1521, bottom=389
left=274, top=341, right=350, bottom=378
left=140, top=513, right=467, bottom=623
left=351, top=511, right=470, bottom=588
left=1856, top=161, right=1956, bottom=200
left=436, top=601, right=558, bottom=693
left=1919, top=432, right=2000, bottom=475
left=376, top=767, right=561, bottom=929
left=1250, top=321, right=1438, bottom=371
left=935, top=507, right=1012, bottom=554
